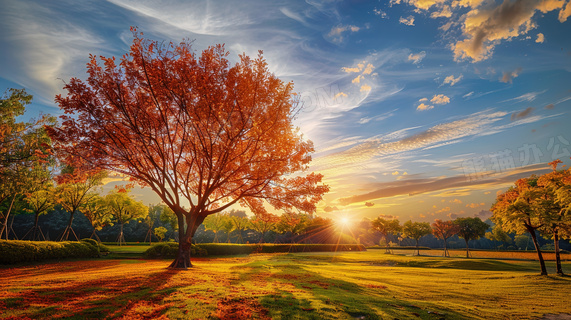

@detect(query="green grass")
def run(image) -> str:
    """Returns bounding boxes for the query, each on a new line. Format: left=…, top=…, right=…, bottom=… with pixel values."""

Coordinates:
left=2, top=251, right=570, bottom=319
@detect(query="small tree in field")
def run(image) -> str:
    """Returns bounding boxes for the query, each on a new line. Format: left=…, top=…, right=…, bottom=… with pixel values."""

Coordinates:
left=82, top=193, right=111, bottom=242
left=47, top=29, right=328, bottom=268
left=402, top=220, right=431, bottom=255
left=251, top=212, right=279, bottom=243
left=431, top=219, right=459, bottom=257
left=203, top=213, right=229, bottom=243
left=454, top=217, right=488, bottom=259
left=370, top=217, right=401, bottom=253
left=485, top=225, right=512, bottom=250
left=154, top=226, right=168, bottom=242
left=104, top=189, right=148, bottom=246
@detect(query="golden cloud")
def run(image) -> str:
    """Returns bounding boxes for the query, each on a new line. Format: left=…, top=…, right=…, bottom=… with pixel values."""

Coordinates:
left=443, top=74, right=462, bottom=86
left=408, top=51, right=426, bottom=64
left=417, top=103, right=434, bottom=111
left=360, top=84, right=372, bottom=92
left=431, top=94, right=450, bottom=104
left=399, top=15, right=416, bottom=26
left=536, top=33, right=545, bottom=43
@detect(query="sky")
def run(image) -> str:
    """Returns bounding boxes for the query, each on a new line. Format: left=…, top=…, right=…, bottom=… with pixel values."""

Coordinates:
left=1, top=0, right=571, bottom=224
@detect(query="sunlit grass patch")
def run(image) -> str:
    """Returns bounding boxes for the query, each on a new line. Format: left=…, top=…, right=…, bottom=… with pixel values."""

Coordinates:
left=1, top=252, right=570, bottom=319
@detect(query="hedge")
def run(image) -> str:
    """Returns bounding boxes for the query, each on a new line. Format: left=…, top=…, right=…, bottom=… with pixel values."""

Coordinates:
left=143, top=242, right=208, bottom=259
left=0, top=239, right=103, bottom=264
left=144, top=243, right=365, bottom=258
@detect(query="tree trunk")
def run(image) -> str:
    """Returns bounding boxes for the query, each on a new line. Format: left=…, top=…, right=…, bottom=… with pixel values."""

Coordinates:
left=117, top=222, right=125, bottom=246
left=59, top=211, right=77, bottom=241
left=385, top=234, right=391, bottom=254
left=33, top=212, right=40, bottom=241
left=553, top=228, right=563, bottom=275
left=0, top=194, right=17, bottom=240
left=465, top=239, right=470, bottom=258
left=528, top=227, right=547, bottom=275
left=415, top=239, right=420, bottom=256
left=169, top=212, right=205, bottom=269
left=443, top=237, right=449, bottom=257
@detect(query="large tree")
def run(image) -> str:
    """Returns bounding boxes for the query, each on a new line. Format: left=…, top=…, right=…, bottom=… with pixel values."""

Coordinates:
left=431, top=219, right=460, bottom=257
left=371, top=217, right=401, bottom=253
left=402, top=220, right=431, bottom=255
left=47, top=30, right=328, bottom=268
left=491, top=177, right=548, bottom=275
left=454, top=217, right=489, bottom=259
left=536, top=160, right=571, bottom=275
left=81, top=193, right=111, bottom=242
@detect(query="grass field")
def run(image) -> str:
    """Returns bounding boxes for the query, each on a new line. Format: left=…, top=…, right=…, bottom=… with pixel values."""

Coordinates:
left=1, top=251, right=570, bottom=319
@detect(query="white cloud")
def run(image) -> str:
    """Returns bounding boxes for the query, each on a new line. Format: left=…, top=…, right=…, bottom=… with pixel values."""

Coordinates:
left=431, top=94, right=450, bottom=104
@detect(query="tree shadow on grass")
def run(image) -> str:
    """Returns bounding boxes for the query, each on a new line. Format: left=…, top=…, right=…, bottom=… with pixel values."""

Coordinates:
left=0, top=260, right=182, bottom=319
left=238, top=258, right=469, bottom=320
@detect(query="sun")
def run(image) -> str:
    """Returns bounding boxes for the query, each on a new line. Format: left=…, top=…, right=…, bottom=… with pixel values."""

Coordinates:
left=340, top=217, right=350, bottom=226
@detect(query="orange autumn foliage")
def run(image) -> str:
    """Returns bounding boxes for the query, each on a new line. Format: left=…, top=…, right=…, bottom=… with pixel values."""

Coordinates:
left=47, top=28, right=328, bottom=268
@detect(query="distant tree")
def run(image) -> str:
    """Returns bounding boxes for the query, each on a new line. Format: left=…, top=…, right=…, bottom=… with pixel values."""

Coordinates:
left=47, top=30, right=328, bottom=268
left=81, top=193, right=111, bottom=242
left=55, top=168, right=105, bottom=241
left=22, top=182, right=56, bottom=241
left=485, top=225, right=512, bottom=250
left=402, top=220, right=431, bottom=255
left=154, top=226, right=168, bottom=242
left=203, top=213, right=228, bottom=243
left=228, top=209, right=250, bottom=244
left=250, top=212, right=279, bottom=243
left=491, top=177, right=548, bottom=275
left=145, top=204, right=168, bottom=244
left=431, top=219, right=460, bottom=257
left=104, top=189, right=148, bottom=245
left=514, top=234, right=530, bottom=250
left=276, top=211, right=309, bottom=241
left=455, top=217, right=489, bottom=259
left=371, top=217, right=402, bottom=253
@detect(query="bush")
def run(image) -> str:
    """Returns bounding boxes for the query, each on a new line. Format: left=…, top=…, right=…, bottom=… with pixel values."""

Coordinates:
left=143, top=242, right=207, bottom=259
left=80, top=238, right=110, bottom=254
left=0, top=240, right=101, bottom=265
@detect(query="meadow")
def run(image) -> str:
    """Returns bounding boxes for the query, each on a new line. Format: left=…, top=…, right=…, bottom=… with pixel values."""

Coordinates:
left=1, top=249, right=570, bottom=320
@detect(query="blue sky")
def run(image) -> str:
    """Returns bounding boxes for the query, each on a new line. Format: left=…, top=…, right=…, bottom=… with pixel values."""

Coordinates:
left=1, top=0, right=571, bottom=223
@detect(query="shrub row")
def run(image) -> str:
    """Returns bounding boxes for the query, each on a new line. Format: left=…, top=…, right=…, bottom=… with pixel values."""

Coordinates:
left=143, top=243, right=366, bottom=258
left=143, top=242, right=207, bottom=259
left=367, top=246, right=431, bottom=250
left=0, top=239, right=106, bottom=264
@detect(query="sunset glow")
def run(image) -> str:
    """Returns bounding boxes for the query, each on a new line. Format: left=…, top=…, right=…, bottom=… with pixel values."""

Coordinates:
left=2, top=0, right=570, bottom=223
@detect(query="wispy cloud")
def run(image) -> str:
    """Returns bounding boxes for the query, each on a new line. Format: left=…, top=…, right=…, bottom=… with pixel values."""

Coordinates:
left=443, top=74, right=462, bottom=86
left=399, top=15, right=415, bottom=26
left=408, top=51, right=426, bottom=64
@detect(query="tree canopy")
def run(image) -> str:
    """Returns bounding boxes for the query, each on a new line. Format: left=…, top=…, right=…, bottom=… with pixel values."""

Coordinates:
left=47, top=29, right=328, bottom=267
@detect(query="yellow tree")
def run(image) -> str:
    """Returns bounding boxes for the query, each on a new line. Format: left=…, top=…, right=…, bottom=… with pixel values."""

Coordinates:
left=81, top=193, right=111, bottom=243
left=47, top=29, right=328, bottom=268
left=491, top=177, right=548, bottom=275
left=104, top=189, right=148, bottom=246
left=250, top=212, right=279, bottom=243
left=536, top=160, right=571, bottom=275
left=56, top=168, right=106, bottom=241
left=22, top=182, right=56, bottom=241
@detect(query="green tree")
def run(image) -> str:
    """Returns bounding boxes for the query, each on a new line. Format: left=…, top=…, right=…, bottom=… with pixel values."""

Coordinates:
left=485, top=225, right=512, bottom=250
left=514, top=234, right=530, bottom=250
left=203, top=213, right=229, bottom=243
left=455, top=217, right=489, bottom=259
left=228, top=209, right=250, bottom=244
left=154, top=226, right=168, bottom=242
left=1, top=88, right=55, bottom=239
left=491, top=177, right=548, bottom=275
left=56, top=168, right=106, bottom=241
left=104, top=189, right=148, bottom=246
left=81, top=193, right=111, bottom=242
left=22, top=182, right=56, bottom=241
left=402, top=220, right=431, bottom=255
left=371, top=217, right=402, bottom=253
